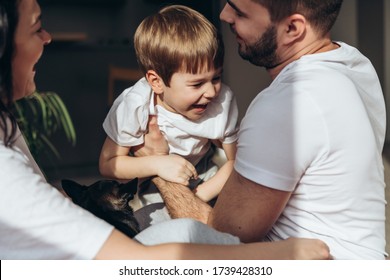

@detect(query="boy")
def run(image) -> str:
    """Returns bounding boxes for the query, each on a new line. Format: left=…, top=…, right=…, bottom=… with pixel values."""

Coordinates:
left=99, top=5, right=238, bottom=225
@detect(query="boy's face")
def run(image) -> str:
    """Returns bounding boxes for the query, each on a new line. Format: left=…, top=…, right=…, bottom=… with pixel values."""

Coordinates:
left=156, top=67, right=223, bottom=121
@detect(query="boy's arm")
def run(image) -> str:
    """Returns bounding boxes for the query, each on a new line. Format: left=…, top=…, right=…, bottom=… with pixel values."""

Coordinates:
left=195, top=142, right=237, bottom=202
left=99, top=136, right=197, bottom=184
left=99, top=136, right=158, bottom=180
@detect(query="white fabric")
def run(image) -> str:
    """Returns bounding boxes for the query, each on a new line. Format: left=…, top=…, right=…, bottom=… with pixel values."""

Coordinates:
left=0, top=121, right=114, bottom=259
left=135, top=218, right=240, bottom=245
left=235, top=42, right=387, bottom=259
left=103, top=78, right=239, bottom=165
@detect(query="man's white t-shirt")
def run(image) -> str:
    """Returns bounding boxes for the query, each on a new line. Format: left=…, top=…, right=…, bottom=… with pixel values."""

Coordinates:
left=0, top=122, right=113, bottom=259
left=235, top=42, right=387, bottom=259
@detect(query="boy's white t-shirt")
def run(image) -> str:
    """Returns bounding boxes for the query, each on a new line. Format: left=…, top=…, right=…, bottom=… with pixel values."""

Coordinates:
left=0, top=123, right=114, bottom=259
left=103, top=78, right=239, bottom=165
left=235, top=42, right=387, bottom=259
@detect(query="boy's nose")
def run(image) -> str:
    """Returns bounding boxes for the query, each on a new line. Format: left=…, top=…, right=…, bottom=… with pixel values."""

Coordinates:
left=203, top=84, right=217, bottom=99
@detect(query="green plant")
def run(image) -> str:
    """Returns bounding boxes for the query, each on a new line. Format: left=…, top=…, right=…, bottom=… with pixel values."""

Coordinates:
left=12, top=91, right=76, bottom=162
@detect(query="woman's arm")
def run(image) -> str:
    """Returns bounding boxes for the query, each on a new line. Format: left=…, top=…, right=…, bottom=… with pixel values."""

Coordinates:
left=95, top=229, right=331, bottom=260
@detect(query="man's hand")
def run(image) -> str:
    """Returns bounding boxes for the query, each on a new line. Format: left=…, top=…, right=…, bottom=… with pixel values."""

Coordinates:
left=132, top=115, right=169, bottom=157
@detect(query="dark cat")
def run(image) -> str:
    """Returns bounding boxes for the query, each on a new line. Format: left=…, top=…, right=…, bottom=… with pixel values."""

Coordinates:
left=61, top=178, right=140, bottom=238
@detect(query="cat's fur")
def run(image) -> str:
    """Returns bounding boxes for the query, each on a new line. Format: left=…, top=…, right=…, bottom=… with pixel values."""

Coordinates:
left=61, top=178, right=140, bottom=238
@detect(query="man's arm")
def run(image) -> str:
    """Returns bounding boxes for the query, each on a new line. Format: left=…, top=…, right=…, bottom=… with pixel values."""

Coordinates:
left=135, top=115, right=290, bottom=236
left=208, top=169, right=292, bottom=243
left=152, top=177, right=212, bottom=223
left=133, top=115, right=211, bottom=221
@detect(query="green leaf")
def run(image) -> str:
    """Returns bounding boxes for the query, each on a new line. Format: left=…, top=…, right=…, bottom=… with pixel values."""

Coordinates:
left=11, top=90, right=77, bottom=162
left=40, top=134, right=61, bottom=159
left=31, top=92, right=48, bottom=130
left=48, top=93, right=76, bottom=145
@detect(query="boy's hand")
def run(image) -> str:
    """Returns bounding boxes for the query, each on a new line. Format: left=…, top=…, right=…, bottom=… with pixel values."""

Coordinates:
left=133, top=115, right=169, bottom=157
left=155, top=154, right=198, bottom=186
left=133, top=115, right=197, bottom=185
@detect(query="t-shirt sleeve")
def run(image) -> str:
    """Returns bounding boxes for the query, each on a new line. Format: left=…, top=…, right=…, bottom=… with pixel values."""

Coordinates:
left=220, top=85, right=239, bottom=144
left=102, top=80, right=150, bottom=147
left=0, top=145, right=114, bottom=259
left=235, top=85, right=326, bottom=192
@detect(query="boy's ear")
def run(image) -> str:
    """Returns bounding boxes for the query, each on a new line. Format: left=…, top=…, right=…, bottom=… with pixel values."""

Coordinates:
left=145, top=70, right=164, bottom=94
left=279, top=14, right=306, bottom=45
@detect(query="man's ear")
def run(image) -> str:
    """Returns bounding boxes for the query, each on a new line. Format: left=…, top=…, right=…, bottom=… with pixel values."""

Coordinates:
left=279, top=14, right=306, bottom=45
left=145, top=70, right=164, bottom=94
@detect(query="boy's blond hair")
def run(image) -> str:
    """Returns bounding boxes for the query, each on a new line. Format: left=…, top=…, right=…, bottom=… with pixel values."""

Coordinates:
left=134, top=5, right=224, bottom=86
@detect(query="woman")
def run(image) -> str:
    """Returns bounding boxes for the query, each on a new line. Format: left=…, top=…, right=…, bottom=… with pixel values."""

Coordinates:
left=0, top=0, right=330, bottom=260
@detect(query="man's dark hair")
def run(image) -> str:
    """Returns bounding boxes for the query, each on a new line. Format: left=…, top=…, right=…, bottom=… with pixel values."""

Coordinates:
left=253, top=0, right=343, bottom=36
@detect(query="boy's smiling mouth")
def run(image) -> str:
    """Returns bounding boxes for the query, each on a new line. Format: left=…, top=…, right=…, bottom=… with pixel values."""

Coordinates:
left=192, top=103, right=208, bottom=112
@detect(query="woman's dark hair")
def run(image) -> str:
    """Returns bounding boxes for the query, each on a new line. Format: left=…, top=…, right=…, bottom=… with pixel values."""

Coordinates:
left=0, top=0, right=19, bottom=146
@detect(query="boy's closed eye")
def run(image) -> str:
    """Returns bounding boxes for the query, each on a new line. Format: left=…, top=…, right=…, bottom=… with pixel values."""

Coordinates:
left=212, top=76, right=222, bottom=83
left=191, top=82, right=204, bottom=88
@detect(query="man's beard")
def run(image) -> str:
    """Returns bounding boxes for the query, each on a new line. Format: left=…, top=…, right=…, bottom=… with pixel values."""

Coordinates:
left=238, top=24, right=279, bottom=69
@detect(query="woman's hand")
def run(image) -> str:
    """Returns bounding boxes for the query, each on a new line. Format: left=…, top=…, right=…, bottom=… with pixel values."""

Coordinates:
left=282, top=237, right=332, bottom=260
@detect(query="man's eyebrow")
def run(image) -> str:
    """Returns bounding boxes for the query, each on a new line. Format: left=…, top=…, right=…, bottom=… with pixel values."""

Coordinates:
left=226, top=0, right=245, bottom=15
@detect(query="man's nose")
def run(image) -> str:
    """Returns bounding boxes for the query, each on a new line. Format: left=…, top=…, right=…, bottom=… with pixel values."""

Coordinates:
left=220, top=3, right=233, bottom=24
